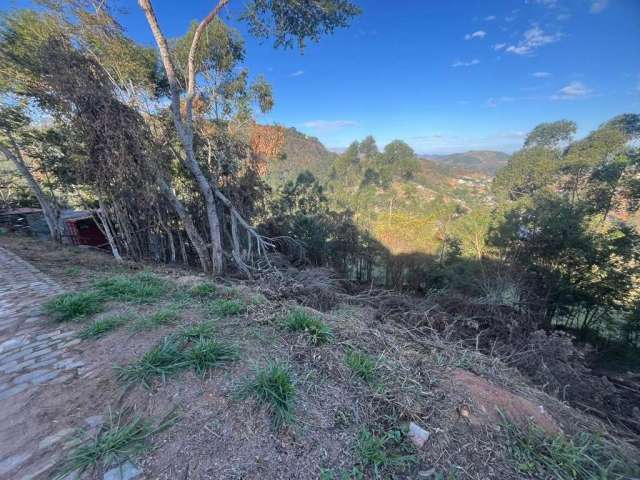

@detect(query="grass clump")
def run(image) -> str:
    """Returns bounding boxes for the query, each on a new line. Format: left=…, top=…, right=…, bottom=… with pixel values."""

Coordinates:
left=240, top=362, right=296, bottom=427
left=355, top=428, right=417, bottom=479
left=116, top=337, right=188, bottom=388
left=183, top=338, right=239, bottom=376
left=93, top=272, right=166, bottom=303
left=345, top=349, right=377, bottom=384
left=44, top=291, right=105, bottom=322
left=179, top=321, right=216, bottom=340
left=130, top=308, right=180, bottom=331
left=502, top=417, right=639, bottom=480
left=56, top=410, right=175, bottom=478
left=283, top=308, right=332, bottom=345
left=79, top=313, right=131, bottom=339
left=207, top=298, right=245, bottom=317
left=188, top=282, right=217, bottom=299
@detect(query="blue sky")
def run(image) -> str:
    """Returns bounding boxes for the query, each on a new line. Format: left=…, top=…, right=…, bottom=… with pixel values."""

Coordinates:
left=13, top=0, right=640, bottom=153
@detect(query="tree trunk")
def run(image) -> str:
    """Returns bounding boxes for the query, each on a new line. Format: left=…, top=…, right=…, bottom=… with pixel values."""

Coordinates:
left=96, top=197, right=123, bottom=261
left=158, top=177, right=211, bottom=273
left=0, top=140, right=64, bottom=242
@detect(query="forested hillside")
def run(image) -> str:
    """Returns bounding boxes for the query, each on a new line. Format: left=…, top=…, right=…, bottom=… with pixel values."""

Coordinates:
left=423, top=150, right=510, bottom=175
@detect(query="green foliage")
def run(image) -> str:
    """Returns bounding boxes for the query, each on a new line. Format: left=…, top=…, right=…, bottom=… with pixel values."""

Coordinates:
left=183, top=338, right=239, bottom=376
left=131, top=308, right=180, bottom=332
left=92, top=273, right=167, bottom=303
left=206, top=298, right=245, bottom=317
left=523, top=120, right=576, bottom=149
left=283, top=308, right=332, bottom=345
left=502, top=418, right=638, bottom=479
left=188, top=282, right=217, bottom=299
left=78, top=313, right=131, bottom=339
left=179, top=322, right=217, bottom=341
left=354, top=428, right=417, bottom=479
left=240, top=362, right=295, bottom=427
left=116, top=337, right=188, bottom=388
left=44, top=291, right=104, bottom=322
left=56, top=410, right=175, bottom=478
left=240, top=0, right=361, bottom=50
left=344, top=350, right=377, bottom=384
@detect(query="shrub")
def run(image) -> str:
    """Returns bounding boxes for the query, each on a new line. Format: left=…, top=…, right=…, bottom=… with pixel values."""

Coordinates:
left=283, top=308, right=332, bottom=345
left=44, top=292, right=105, bottom=322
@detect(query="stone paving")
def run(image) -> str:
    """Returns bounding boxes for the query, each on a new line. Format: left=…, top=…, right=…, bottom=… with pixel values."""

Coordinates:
left=0, top=247, right=143, bottom=480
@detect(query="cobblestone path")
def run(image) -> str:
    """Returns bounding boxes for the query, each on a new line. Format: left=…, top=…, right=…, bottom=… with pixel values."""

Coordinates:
left=0, top=247, right=85, bottom=479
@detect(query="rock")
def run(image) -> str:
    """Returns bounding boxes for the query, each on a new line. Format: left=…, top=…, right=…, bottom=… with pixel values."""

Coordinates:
left=408, top=422, right=430, bottom=448
left=38, top=427, right=75, bottom=449
left=103, top=461, right=142, bottom=480
left=85, top=415, right=105, bottom=429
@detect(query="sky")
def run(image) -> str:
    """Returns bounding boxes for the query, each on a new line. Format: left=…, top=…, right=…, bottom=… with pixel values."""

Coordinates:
left=11, top=0, right=640, bottom=153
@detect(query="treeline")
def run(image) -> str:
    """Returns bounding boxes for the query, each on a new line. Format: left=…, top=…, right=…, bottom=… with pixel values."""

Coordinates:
left=0, top=0, right=360, bottom=273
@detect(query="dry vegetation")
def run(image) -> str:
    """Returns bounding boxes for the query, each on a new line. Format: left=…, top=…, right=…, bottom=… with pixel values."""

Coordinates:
left=1, top=234, right=639, bottom=479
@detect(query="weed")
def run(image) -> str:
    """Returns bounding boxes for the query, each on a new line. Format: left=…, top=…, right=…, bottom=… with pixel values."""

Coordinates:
left=79, top=313, right=131, bottom=339
left=355, top=428, right=417, bottom=479
left=55, top=409, right=176, bottom=478
left=179, top=322, right=216, bottom=340
left=93, top=272, right=166, bottom=303
left=345, top=349, right=377, bottom=384
left=501, top=417, right=639, bottom=479
left=207, top=298, right=245, bottom=317
left=64, top=266, right=82, bottom=276
left=188, top=282, right=217, bottom=298
left=116, top=337, right=188, bottom=388
left=283, top=308, right=332, bottom=345
left=183, top=338, right=239, bottom=376
left=130, top=308, right=180, bottom=331
left=320, top=467, right=364, bottom=480
left=44, top=291, right=105, bottom=322
left=239, top=362, right=295, bottom=427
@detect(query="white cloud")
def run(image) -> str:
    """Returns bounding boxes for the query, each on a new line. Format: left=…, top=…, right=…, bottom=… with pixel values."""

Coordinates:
left=464, top=30, right=486, bottom=40
left=486, top=96, right=515, bottom=108
left=452, top=58, right=480, bottom=67
left=551, top=81, right=593, bottom=100
left=484, top=15, right=496, bottom=21
left=494, top=43, right=507, bottom=51
left=505, top=26, right=562, bottom=55
left=302, top=120, right=357, bottom=131
left=531, top=71, right=552, bottom=78
left=590, top=0, right=609, bottom=13
left=290, top=70, right=304, bottom=77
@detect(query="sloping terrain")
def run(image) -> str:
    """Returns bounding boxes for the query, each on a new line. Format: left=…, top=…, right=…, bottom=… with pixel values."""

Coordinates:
left=422, top=151, right=510, bottom=176
left=0, top=234, right=638, bottom=480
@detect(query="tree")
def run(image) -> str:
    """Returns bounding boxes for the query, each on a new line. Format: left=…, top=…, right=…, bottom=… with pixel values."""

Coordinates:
left=138, top=0, right=359, bottom=274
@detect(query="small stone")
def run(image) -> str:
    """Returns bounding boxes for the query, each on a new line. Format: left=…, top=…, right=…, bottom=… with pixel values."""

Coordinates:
left=39, top=428, right=75, bottom=449
left=0, top=452, right=32, bottom=475
left=85, top=415, right=105, bottom=429
left=408, top=422, right=430, bottom=448
left=103, top=461, right=142, bottom=480
left=0, top=383, right=29, bottom=400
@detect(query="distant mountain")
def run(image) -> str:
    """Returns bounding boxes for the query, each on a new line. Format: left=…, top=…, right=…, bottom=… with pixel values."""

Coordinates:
left=421, top=150, right=510, bottom=176
left=262, top=127, right=337, bottom=187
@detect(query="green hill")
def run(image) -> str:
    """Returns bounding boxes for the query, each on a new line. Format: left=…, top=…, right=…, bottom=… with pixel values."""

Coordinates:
left=422, top=150, right=510, bottom=175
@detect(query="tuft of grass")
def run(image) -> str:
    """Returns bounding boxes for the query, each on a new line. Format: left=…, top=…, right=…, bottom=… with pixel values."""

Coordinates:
left=116, top=337, right=188, bottom=388
left=55, top=409, right=175, bottom=478
left=239, top=362, right=296, bottom=427
left=283, top=308, right=332, bottom=345
left=92, top=272, right=166, bottom=303
left=179, top=322, right=216, bottom=340
left=502, top=417, right=639, bottom=480
left=78, top=313, right=131, bottom=339
left=345, top=350, right=377, bottom=384
left=44, top=291, right=105, bottom=322
left=188, top=282, right=217, bottom=299
left=355, top=428, right=417, bottom=479
left=130, top=308, right=180, bottom=331
left=206, top=298, right=245, bottom=317
left=183, top=338, right=239, bottom=376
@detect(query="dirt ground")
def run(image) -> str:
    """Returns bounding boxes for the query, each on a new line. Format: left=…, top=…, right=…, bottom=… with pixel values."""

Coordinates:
left=1, top=234, right=638, bottom=480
